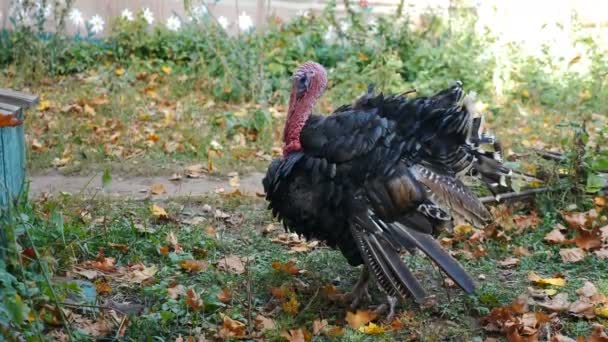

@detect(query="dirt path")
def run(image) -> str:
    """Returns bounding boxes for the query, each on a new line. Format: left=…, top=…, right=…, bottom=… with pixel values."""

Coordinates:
left=29, top=172, right=265, bottom=200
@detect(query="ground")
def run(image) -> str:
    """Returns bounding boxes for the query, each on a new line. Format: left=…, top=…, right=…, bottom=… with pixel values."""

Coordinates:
left=3, top=54, right=608, bottom=342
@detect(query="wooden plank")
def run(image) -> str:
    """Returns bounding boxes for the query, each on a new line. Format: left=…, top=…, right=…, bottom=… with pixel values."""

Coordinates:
left=0, top=88, right=39, bottom=108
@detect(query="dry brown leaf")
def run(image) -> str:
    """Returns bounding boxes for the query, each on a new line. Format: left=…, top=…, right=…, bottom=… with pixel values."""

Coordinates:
left=218, top=314, right=247, bottom=339
left=513, top=246, right=532, bottom=257
left=573, top=228, right=603, bottom=250
left=569, top=298, right=595, bottom=318
left=185, top=164, right=206, bottom=178
left=576, top=282, right=598, bottom=298
left=588, top=325, right=608, bottom=342
left=167, top=284, right=185, bottom=299
left=123, top=264, right=157, bottom=284
left=217, top=288, right=231, bottom=303
left=74, top=269, right=99, bottom=280
left=312, top=319, right=328, bottom=336
left=345, top=310, right=377, bottom=329
left=560, top=248, right=586, bottom=263
left=281, top=329, right=307, bottom=342
left=544, top=227, right=567, bottom=244
left=498, top=257, right=520, bottom=268
left=179, top=260, right=208, bottom=273
left=537, top=293, right=571, bottom=312
left=272, top=261, right=300, bottom=275
left=165, top=232, right=183, bottom=253
left=217, top=255, right=246, bottom=274
left=108, top=243, right=129, bottom=253
left=254, top=314, right=275, bottom=332
left=594, top=248, right=608, bottom=259
left=186, top=288, right=203, bottom=311
left=551, top=335, right=577, bottom=342
left=150, top=183, right=166, bottom=195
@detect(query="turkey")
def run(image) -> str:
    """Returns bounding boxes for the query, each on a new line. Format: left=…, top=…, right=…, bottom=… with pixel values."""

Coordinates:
left=263, top=61, right=493, bottom=319
left=347, top=82, right=514, bottom=197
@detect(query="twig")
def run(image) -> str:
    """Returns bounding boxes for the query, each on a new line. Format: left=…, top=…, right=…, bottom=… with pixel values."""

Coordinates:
left=60, top=302, right=127, bottom=315
left=297, top=287, right=320, bottom=319
left=531, top=148, right=566, bottom=161
left=480, top=185, right=608, bottom=204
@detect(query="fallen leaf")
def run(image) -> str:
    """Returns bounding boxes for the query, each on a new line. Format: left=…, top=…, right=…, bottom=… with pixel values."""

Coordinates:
left=537, top=293, right=571, bottom=312
left=359, top=322, right=385, bottom=335
left=186, top=288, right=203, bottom=311
left=161, top=65, right=172, bottom=74
left=96, top=281, right=112, bottom=295
left=169, top=173, right=182, bottom=181
left=576, top=282, right=598, bottom=298
left=498, top=257, right=520, bottom=268
left=115, top=67, right=125, bottom=76
left=313, top=319, right=328, bottom=335
left=454, top=224, right=473, bottom=236
left=345, top=310, right=377, bottom=329
left=74, top=269, right=99, bottom=280
left=166, top=232, right=183, bottom=253
left=560, top=248, right=586, bottom=263
left=218, top=314, right=247, bottom=338
left=159, top=245, right=169, bottom=255
left=150, top=183, right=166, bottom=195
left=272, top=261, right=300, bottom=275
left=282, top=295, right=300, bottom=316
left=528, top=272, right=566, bottom=287
left=151, top=204, right=168, bottom=219
left=123, top=264, right=157, bottom=283
left=107, top=243, right=129, bottom=253
left=281, top=329, right=306, bottom=342
left=552, top=335, right=577, bottom=342
left=569, top=298, right=595, bottom=318
left=573, top=228, right=603, bottom=250
left=217, top=288, right=231, bottom=303
left=588, top=325, right=608, bottom=342
left=179, top=260, right=208, bottom=273
left=217, top=255, right=246, bottom=274
left=255, top=314, right=275, bottom=332
left=595, top=307, right=608, bottom=318
left=167, top=284, right=185, bottom=299
left=594, top=248, right=608, bottom=259
left=544, top=228, right=567, bottom=244
left=185, top=164, right=206, bottom=178
left=513, top=246, right=532, bottom=257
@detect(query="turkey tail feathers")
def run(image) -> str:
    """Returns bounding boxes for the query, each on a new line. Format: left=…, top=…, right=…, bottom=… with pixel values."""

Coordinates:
left=351, top=213, right=428, bottom=302
left=411, top=164, right=492, bottom=227
left=388, top=222, right=476, bottom=294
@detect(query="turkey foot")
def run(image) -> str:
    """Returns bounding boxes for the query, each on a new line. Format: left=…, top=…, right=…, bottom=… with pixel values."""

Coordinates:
left=372, top=295, right=399, bottom=322
left=343, top=266, right=371, bottom=309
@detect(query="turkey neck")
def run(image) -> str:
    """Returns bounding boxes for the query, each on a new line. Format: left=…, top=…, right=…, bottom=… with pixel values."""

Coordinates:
left=282, top=90, right=318, bottom=157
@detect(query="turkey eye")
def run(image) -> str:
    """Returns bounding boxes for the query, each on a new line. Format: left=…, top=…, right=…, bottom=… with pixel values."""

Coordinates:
left=296, top=75, right=311, bottom=97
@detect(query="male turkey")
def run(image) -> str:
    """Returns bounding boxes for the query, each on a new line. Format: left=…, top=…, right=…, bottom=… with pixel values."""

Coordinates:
left=348, top=82, right=513, bottom=196
left=263, top=61, right=493, bottom=318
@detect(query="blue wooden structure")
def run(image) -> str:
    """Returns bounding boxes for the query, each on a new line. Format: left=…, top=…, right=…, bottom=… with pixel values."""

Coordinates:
left=0, top=88, right=37, bottom=258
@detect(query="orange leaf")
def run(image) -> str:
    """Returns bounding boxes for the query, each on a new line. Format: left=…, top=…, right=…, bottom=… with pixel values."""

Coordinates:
left=573, top=228, right=603, bottom=250
left=95, top=281, right=112, bottom=295
left=185, top=288, right=203, bottom=311
left=159, top=245, right=169, bottom=255
left=345, top=310, right=377, bottom=329
left=217, top=288, right=231, bottom=303
left=218, top=314, right=247, bottom=338
left=179, top=260, right=208, bottom=273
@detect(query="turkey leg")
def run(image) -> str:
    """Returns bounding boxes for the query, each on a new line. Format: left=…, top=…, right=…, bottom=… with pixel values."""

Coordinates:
left=373, top=295, right=399, bottom=322
left=344, top=266, right=371, bottom=309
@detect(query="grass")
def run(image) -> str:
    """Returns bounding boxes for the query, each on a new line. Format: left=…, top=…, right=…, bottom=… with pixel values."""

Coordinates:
left=3, top=187, right=607, bottom=340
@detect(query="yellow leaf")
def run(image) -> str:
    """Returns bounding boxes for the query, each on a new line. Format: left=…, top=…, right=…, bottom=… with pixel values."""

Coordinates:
left=521, top=89, right=530, bottom=98
left=282, top=295, right=300, bottom=316
left=161, top=65, right=172, bottom=74
left=358, top=322, right=385, bottom=335
left=37, top=100, right=51, bottom=111
left=544, top=289, right=558, bottom=296
left=115, top=67, right=125, bottom=76
left=528, top=272, right=566, bottom=287
left=84, top=104, right=96, bottom=116
left=595, top=307, right=608, bottom=318
left=345, top=310, right=377, bottom=329
left=151, top=204, right=168, bottom=219
left=454, top=224, right=473, bottom=236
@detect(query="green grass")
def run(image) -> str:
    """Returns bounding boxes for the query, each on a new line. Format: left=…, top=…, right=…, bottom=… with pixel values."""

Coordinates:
left=2, top=189, right=607, bottom=340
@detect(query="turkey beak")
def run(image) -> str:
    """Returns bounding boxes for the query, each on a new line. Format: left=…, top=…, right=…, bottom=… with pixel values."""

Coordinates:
left=296, top=75, right=311, bottom=99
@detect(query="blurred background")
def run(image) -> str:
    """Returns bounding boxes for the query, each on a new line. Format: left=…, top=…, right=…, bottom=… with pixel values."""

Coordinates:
left=0, top=0, right=606, bottom=178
